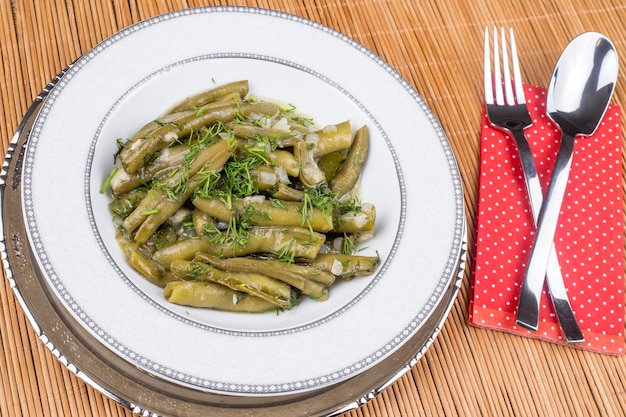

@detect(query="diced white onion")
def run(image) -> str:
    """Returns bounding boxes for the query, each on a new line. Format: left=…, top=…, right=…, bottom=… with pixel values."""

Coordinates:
left=249, top=113, right=272, bottom=128
left=275, top=166, right=289, bottom=184
left=318, top=243, right=330, bottom=254
left=171, top=208, right=192, bottom=226
left=244, top=195, right=266, bottom=204
left=258, top=170, right=277, bottom=186
left=271, top=117, right=290, bottom=132
left=159, top=147, right=172, bottom=159
left=305, top=132, right=319, bottom=145
left=342, top=212, right=367, bottom=228
left=163, top=131, right=178, bottom=143
left=302, top=164, right=326, bottom=186
left=331, top=259, right=344, bottom=275
left=110, top=166, right=131, bottom=189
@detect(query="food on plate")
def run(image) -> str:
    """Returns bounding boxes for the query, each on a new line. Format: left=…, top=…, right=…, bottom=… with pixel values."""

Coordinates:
left=103, top=80, right=379, bottom=313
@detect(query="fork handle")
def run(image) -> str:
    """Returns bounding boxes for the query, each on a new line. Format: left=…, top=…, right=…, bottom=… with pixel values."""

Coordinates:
left=510, top=129, right=584, bottom=343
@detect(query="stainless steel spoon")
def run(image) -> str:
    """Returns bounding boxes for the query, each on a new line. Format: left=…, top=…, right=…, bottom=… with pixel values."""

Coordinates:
left=516, top=32, right=618, bottom=332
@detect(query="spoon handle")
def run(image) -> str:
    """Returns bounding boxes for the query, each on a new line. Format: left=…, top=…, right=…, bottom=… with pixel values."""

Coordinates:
left=511, top=130, right=584, bottom=342
left=516, top=132, right=577, bottom=332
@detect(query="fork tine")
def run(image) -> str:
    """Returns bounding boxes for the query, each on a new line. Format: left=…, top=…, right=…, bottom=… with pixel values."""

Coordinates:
left=501, top=28, right=515, bottom=106
left=509, top=28, right=527, bottom=105
left=483, top=26, right=493, bottom=105
left=493, top=28, right=504, bottom=106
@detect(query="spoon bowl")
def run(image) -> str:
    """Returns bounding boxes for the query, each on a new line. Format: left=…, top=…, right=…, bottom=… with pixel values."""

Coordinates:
left=546, top=32, right=619, bottom=135
left=516, top=32, right=618, bottom=331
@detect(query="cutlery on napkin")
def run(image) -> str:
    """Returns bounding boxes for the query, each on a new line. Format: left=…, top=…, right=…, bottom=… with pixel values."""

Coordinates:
left=469, top=84, right=624, bottom=355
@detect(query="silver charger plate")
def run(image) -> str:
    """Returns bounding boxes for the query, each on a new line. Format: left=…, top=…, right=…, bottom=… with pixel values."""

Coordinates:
left=1, top=6, right=466, bottom=416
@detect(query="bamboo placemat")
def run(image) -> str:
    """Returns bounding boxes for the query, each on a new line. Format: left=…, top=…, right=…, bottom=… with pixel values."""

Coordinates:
left=1, top=1, right=625, bottom=416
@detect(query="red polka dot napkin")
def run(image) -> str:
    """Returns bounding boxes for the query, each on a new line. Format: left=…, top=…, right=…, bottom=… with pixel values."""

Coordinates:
left=469, top=84, right=624, bottom=355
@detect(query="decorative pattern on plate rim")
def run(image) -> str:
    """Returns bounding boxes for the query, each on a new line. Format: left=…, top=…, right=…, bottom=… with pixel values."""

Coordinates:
left=19, top=6, right=465, bottom=395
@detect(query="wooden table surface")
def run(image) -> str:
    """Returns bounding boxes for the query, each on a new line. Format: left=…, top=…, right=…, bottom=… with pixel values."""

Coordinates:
left=1, top=1, right=625, bottom=416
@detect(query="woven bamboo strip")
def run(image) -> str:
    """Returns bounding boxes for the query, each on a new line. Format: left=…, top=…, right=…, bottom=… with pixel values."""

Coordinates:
left=14, top=0, right=42, bottom=100
left=28, top=338, right=56, bottom=417
left=1, top=282, right=19, bottom=417
left=50, top=0, right=79, bottom=64
left=2, top=285, right=34, bottom=417
left=392, top=374, right=420, bottom=415
left=0, top=1, right=30, bottom=145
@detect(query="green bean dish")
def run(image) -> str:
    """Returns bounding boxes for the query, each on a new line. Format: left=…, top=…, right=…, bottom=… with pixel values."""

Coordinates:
left=103, top=80, right=380, bottom=313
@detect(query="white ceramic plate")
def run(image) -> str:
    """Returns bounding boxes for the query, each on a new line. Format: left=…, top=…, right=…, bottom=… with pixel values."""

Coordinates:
left=20, top=7, right=464, bottom=398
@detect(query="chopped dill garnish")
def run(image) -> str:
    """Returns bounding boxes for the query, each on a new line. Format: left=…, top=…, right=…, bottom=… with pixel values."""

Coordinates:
left=254, top=209, right=272, bottom=222
left=114, top=138, right=128, bottom=162
left=268, top=198, right=287, bottom=209
left=154, top=119, right=184, bottom=131
left=292, top=115, right=315, bottom=127
left=194, top=104, right=209, bottom=117
left=279, top=103, right=297, bottom=114
left=144, top=150, right=160, bottom=165
left=341, top=233, right=358, bottom=255
left=251, top=114, right=271, bottom=128
left=151, top=179, right=183, bottom=202
left=298, top=193, right=313, bottom=227
left=304, top=183, right=338, bottom=216
left=100, top=166, right=118, bottom=194
left=244, top=143, right=275, bottom=166
left=335, top=196, right=362, bottom=215
left=194, top=169, right=222, bottom=199
left=185, top=261, right=209, bottom=279
left=273, top=238, right=297, bottom=264
left=232, top=103, right=248, bottom=124
left=206, top=207, right=252, bottom=248
left=223, top=158, right=257, bottom=198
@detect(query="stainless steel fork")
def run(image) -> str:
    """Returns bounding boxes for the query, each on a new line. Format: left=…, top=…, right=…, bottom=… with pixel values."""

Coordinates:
left=483, top=27, right=584, bottom=343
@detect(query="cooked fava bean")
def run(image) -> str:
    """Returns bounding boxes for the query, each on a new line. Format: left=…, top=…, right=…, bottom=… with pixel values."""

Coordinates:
left=152, top=226, right=326, bottom=268
left=312, top=253, right=380, bottom=279
left=333, top=203, right=376, bottom=233
left=329, top=125, right=369, bottom=198
left=120, top=101, right=278, bottom=174
left=170, top=260, right=298, bottom=309
left=196, top=253, right=331, bottom=300
left=192, top=196, right=334, bottom=232
left=309, top=120, right=353, bottom=158
left=164, top=281, right=277, bottom=313
left=167, top=80, right=249, bottom=114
